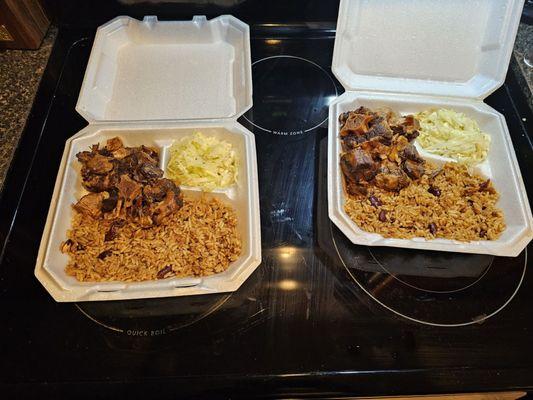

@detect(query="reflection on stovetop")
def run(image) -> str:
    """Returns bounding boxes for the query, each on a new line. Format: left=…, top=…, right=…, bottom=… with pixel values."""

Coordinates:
left=77, top=264, right=266, bottom=350
left=243, top=55, right=338, bottom=135
left=316, top=138, right=527, bottom=327
left=0, top=28, right=532, bottom=394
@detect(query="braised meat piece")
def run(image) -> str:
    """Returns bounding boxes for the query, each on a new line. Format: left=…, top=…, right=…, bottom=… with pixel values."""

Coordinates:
left=143, top=181, right=167, bottom=203
left=341, top=136, right=361, bottom=152
left=400, top=143, right=424, bottom=163
left=73, top=137, right=183, bottom=225
left=77, top=140, right=118, bottom=192
left=143, top=179, right=181, bottom=203
left=387, top=134, right=410, bottom=163
left=77, top=137, right=162, bottom=190
left=115, top=175, right=181, bottom=225
left=341, top=148, right=379, bottom=183
left=398, top=142, right=426, bottom=179
left=392, top=115, right=420, bottom=140
left=374, top=162, right=410, bottom=192
left=136, top=147, right=159, bottom=165
left=117, top=175, right=143, bottom=208
left=403, top=159, right=425, bottom=180
left=126, top=196, right=153, bottom=227
left=359, top=139, right=390, bottom=160
left=338, top=112, right=351, bottom=127
left=140, top=145, right=159, bottom=162
left=116, top=147, right=162, bottom=183
left=109, top=146, right=132, bottom=160
left=83, top=154, right=114, bottom=175
left=117, top=153, right=138, bottom=175
left=152, top=190, right=182, bottom=225
left=139, top=161, right=164, bottom=181
left=339, top=107, right=427, bottom=194
left=365, top=117, right=393, bottom=144
left=345, top=181, right=368, bottom=196
left=340, top=108, right=373, bottom=128
left=341, top=108, right=394, bottom=147
left=74, top=192, right=107, bottom=218
left=76, top=150, right=94, bottom=164
left=104, top=137, right=124, bottom=152
left=81, top=173, right=117, bottom=192
left=340, top=113, right=373, bottom=137
left=374, top=107, right=398, bottom=125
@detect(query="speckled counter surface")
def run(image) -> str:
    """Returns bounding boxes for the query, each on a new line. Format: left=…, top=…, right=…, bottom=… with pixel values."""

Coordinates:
left=511, top=23, right=533, bottom=110
left=0, top=27, right=57, bottom=192
left=0, top=24, right=531, bottom=195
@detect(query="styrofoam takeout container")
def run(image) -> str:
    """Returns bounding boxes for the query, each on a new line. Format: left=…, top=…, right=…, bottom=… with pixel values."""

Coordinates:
left=35, top=15, right=261, bottom=301
left=328, top=0, right=533, bottom=256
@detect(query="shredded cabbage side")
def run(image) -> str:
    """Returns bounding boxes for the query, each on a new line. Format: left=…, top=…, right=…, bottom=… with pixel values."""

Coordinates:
left=416, top=108, right=491, bottom=165
left=166, top=132, right=238, bottom=191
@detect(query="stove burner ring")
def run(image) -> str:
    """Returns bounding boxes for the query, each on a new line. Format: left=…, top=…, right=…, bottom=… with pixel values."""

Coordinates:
left=76, top=305, right=124, bottom=333
left=75, top=293, right=232, bottom=335
left=330, top=223, right=527, bottom=327
left=242, top=55, right=338, bottom=135
left=367, top=248, right=494, bottom=294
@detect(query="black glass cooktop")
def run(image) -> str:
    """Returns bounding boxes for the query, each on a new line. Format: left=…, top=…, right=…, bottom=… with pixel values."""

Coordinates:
left=0, top=23, right=532, bottom=398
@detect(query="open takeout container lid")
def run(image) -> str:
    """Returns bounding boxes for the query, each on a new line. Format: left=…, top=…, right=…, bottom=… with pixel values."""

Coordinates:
left=332, top=0, right=524, bottom=99
left=76, top=15, right=252, bottom=123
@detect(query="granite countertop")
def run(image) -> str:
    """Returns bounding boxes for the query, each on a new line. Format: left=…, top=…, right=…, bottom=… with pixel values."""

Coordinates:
left=0, top=24, right=531, bottom=195
left=0, top=27, right=56, bottom=192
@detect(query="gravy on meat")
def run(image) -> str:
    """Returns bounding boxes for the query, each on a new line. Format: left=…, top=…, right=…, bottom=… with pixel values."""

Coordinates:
left=74, top=137, right=182, bottom=227
left=339, top=107, right=426, bottom=195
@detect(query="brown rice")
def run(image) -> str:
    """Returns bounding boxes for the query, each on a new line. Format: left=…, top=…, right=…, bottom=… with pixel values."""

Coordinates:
left=344, top=162, right=505, bottom=241
left=64, top=196, right=242, bottom=282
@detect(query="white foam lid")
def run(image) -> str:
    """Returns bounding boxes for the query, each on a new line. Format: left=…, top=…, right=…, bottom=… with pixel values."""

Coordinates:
left=332, top=0, right=524, bottom=99
left=76, top=15, right=252, bottom=123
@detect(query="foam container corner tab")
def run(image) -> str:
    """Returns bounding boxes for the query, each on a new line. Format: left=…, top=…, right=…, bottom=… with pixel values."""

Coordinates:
left=328, top=0, right=533, bottom=256
left=35, top=15, right=261, bottom=302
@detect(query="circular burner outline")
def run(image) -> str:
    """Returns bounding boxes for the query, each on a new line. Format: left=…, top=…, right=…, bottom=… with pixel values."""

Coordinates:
left=331, top=223, right=527, bottom=327
left=76, top=304, right=124, bottom=333
left=242, top=55, right=339, bottom=134
left=75, top=293, right=232, bottom=334
left=367, top=248, right=494, bottom=294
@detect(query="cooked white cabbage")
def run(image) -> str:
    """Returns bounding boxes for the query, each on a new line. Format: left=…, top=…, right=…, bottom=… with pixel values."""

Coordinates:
left=416, top=108, right=490, bottom=165
left=166, top=132, right=238, bottom=191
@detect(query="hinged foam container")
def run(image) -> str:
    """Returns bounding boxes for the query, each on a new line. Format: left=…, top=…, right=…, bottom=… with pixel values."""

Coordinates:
left=328, top=0, right=533, bottom=256
left=35, top=15, right=261, bottom=301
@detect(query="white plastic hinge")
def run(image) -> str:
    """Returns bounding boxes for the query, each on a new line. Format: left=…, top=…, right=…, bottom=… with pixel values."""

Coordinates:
left=192, top=15, right=207, bottom=27
left=143, top=16, right=158, bottom=29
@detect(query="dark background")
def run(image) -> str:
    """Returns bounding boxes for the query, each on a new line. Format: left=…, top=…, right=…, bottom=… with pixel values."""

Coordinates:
left=43, top=0, right=340, bottom=28
left=41, top=0, right=533, bottom=28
